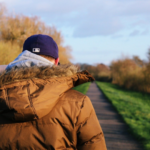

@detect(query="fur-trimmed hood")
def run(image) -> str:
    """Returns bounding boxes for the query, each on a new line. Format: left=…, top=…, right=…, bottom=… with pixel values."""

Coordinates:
left=0, top=64, right=80, bottom=86
left=0, top=64, right=94, bottom=122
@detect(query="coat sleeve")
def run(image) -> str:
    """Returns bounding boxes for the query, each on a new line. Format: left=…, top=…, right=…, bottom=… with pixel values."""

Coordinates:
left=76, top=96, right=107, bottom=150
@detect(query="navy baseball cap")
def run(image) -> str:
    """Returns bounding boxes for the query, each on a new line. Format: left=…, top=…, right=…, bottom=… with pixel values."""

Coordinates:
left=23, top=34, right=58, bottom=59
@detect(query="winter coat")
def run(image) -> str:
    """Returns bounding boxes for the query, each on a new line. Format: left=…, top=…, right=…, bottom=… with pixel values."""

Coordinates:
left=0, top=64, right=107, bottom=150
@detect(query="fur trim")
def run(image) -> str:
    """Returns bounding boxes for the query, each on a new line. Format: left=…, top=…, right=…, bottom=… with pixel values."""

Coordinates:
left=0, top=64, right=79, bottom=86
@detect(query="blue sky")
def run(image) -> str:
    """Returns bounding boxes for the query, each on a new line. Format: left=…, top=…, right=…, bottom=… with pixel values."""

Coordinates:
left=1, top=0, right=150, bottom=65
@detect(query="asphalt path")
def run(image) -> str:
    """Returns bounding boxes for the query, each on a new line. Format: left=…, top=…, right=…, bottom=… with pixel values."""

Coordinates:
left=86, top=82, right=144, bottom=150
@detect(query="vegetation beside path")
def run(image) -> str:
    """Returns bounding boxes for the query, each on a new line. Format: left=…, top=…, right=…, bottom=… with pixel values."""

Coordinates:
left=96, top=81, right=150, bottom=150
left=73, top=82, right=91, bottom=94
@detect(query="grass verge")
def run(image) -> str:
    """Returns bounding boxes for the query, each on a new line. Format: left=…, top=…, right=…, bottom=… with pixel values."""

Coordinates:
left=96, top=81, right=150, bottom=150
left=73, top=82, right=91, bottom=94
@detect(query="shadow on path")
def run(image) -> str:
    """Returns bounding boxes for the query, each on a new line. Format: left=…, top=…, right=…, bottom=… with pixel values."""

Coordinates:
left=86, top=82, right=144, bottom=150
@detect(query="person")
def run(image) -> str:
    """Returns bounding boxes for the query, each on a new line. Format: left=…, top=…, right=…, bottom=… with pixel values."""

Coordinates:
left=0, top=34, right=107, bottom=150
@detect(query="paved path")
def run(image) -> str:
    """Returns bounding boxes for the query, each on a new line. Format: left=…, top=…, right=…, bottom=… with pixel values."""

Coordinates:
left=86, top=82, right=144, bottom=150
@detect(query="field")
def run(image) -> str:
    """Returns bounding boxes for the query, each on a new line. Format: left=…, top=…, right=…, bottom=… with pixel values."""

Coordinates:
left=73, top=82, right=91, bottom=94
left=96, top=81, right=150, bottom=150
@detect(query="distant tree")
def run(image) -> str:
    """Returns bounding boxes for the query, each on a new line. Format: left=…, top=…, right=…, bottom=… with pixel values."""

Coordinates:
left=111, top=58, right=137, bottom=85
left=132, top=55, right=144, bottom=67
left=77, top=63, right=111, bottom=82
left=0, top=3, right=6, bottom=19
left=96, top=63, right=110, bottom=72
left=147, top=48, right=150, bottom=63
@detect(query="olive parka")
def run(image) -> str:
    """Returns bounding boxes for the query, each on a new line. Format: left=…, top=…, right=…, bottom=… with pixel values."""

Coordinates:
left=0, top=64, right=107, bottom=150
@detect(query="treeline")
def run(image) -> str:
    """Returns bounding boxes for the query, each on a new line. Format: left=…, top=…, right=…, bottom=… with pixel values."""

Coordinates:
left=78, top=50, right=150, bottom=93
left=0, top=3, right=72, bottom=64
left=111, top=54, right=150, bottom=93
left=77, top=63, right=111, bottom=82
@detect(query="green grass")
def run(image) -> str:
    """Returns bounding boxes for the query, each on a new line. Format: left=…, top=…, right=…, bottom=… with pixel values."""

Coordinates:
left=73, top=82, right=91, bottom=94
left=96, top=81, right=150, bottom=150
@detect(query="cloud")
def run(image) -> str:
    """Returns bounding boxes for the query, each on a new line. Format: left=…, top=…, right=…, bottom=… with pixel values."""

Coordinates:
left=141, top=29, right=149, bottom=35
left=129, top=29, right=149, bottom=36
left=1, top=0, right=150, bottom=37
left=129, top=30, right=140, bottom=36
left=73, top=17, right=123, bottom=37
left=111, top=34, right=124, bottom=39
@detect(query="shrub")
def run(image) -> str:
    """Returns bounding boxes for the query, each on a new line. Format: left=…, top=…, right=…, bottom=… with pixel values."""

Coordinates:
left=0, top=41, right=21, bottom=64
left=111, top=58, right=150, bottom=93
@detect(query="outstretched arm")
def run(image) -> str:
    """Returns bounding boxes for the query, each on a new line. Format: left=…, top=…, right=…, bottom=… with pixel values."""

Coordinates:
left=76, top=96, right=107, bottom=150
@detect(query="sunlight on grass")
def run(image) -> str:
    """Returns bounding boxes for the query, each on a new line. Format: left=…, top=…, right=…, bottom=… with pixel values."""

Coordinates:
left=73, top=82, right=91, bottom=94
left=96, top=81, right=150, bottom=150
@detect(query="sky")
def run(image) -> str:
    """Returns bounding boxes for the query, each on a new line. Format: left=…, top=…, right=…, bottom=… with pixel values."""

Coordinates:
left=0, top=0, right=150, bottom=65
